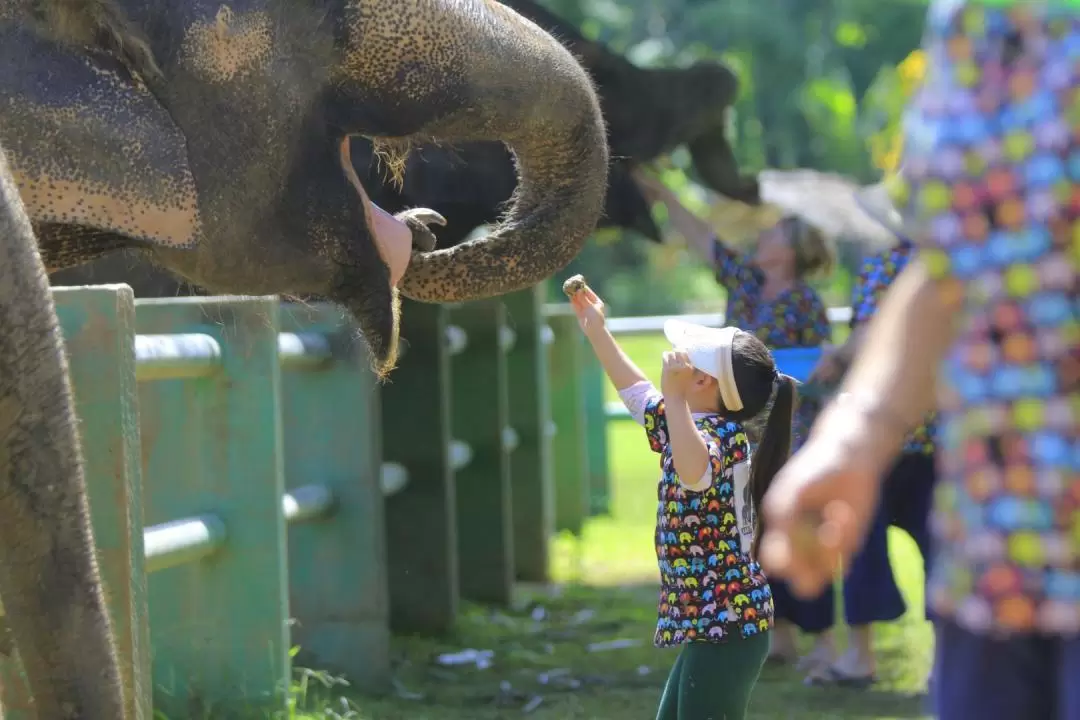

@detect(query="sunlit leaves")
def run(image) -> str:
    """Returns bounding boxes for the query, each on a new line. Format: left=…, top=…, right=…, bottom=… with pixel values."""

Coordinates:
left=835, top=21, right=869, bottom=48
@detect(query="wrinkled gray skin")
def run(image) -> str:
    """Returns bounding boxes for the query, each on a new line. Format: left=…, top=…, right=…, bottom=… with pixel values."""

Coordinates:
left=0, top=0, right=609, bottom=378
left=0, top=143, right=126, bottom=718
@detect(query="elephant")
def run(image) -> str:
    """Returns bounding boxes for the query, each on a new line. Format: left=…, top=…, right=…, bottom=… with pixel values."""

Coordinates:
left=353, top=0, right=754, bottom=248
left=1, top=0, right=610, bottom=377
left=0, top=141, right=126, bottom=717
left=50, top=0, right=750, bottom=297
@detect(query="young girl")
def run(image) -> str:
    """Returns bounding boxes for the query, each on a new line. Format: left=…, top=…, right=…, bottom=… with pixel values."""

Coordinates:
left=634, top=170, right=837, bottom=672
left=566, top=279, right=796, bottom=720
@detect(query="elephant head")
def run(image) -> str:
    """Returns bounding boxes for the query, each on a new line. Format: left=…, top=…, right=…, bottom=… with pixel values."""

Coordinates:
left=3, top=0, right=610, bottom=378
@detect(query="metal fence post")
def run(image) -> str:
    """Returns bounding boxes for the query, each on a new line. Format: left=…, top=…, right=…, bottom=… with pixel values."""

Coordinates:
left=278, top=303, right=390, bottom=692
left=581, top=344, right=610, bottom=516
left=135, top=296, right=289, bottom=716
left=0, top=286, right=154, bottom=720
left=381, top=299, right=458, bottom=634
left=503, top=287, right=554, bottom=583
left=448, top=299, right=514, bottom=605
left=545, top=306, right=589, bottom=536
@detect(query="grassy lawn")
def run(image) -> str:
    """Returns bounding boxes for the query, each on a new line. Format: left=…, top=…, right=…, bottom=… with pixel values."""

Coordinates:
left=286, top=332, right=933, bottom=718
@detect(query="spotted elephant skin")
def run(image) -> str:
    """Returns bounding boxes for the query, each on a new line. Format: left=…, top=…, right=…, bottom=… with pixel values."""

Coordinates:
left=0, top=0, right=609, bottom=377
left=51, top=0, right=749, bottom=300
left=0, top=142, right=126, bottom=718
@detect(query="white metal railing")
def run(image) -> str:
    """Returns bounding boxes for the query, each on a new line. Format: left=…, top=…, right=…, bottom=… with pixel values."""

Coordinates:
left=605, top=307, right=852, bottom=336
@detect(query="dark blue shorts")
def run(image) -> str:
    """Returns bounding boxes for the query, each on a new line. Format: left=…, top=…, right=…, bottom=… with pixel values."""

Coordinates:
left=771, top=453, right=937, bottom=631
left=843, top=451, right=937, bottom=626
left=933, top=620, right=1080, bottom=720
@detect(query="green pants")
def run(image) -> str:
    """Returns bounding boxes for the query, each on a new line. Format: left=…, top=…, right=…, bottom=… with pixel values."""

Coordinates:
left=655, top=633, right=770, bottom=720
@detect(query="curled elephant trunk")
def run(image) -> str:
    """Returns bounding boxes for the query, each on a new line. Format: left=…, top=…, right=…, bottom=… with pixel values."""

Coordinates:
left=367, top=2, right=609, bottom=304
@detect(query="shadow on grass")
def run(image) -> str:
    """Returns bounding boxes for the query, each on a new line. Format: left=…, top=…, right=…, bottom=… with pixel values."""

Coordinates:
left=304, top=582, right=931, bottom=720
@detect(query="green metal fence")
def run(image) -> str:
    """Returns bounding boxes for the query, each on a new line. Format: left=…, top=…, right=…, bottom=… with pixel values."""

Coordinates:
left=0, top=284, right=565, bottom=716
left=0, top=281, right=851, bottom=716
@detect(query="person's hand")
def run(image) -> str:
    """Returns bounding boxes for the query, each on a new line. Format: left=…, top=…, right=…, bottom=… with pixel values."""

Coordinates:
left=759, top=411, right=888, bottom=599
left=568, top=285, right=606, bottom=337
left=807, top=343, right=846, bottom=386
left=661, top=350, right=696, bottom=398
left=630, top=168, right=669, bottom=202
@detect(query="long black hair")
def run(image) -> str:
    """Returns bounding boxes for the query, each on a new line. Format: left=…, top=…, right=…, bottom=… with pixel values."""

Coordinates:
left=715, top=330, right=795, bottom=558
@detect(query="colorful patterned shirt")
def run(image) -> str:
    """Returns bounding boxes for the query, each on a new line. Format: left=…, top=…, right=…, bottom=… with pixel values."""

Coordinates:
left=713, top=240, right=830, bottom=448
left=849, top=242, right=937, bottom=455
left=619, top=381, right=774, bottom=647
left=891, top=1, right=1080, bottom=637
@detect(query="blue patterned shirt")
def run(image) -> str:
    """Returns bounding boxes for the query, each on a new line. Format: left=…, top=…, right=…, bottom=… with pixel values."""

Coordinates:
left=713, top=240, right=830, bottom=448
left=849, top=242, right=937, bottom=455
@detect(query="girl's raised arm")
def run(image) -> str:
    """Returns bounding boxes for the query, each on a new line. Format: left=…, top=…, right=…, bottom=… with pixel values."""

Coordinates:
left=568, top=285, right=648, bottom=391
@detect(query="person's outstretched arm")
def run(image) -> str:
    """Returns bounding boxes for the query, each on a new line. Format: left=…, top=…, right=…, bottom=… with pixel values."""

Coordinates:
left=632, top=171, right=717, bottom=257
left=568, top=287, right=648, bottom=391
left=814, top=258, right=957, bottom=470
left=632, top=170, right=759, bottom=293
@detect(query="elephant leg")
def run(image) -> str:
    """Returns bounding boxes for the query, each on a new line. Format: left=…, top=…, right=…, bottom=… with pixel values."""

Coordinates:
left=0, top=149, right=126, bottom=718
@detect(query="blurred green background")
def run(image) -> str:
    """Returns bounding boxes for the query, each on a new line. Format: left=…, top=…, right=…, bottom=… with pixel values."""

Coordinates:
left=539, top=0, right=929, bottom=315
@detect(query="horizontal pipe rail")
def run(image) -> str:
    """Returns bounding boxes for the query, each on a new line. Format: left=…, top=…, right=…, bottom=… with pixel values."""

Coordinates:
left=502, top=426, right=519, bottom=452
left=540, top=325, right=555, bottom=346
left=282, top=484, right=335, bottom=523
left=135, top=334, right=222, bottom=381
left=278, top=332, right=332, bottom=371
left=136, top=331, right=335, bottom=382
left=498, top=326, right=516, bottom=352
left=449, top=440, right=473, bottom=471
left=446, top=325, right=468, bottom=356
left=144, top=514, right=227, bottom=573
left=603, top=307, right=852, bottom=336
left=380, top=462, right=409, bottom=496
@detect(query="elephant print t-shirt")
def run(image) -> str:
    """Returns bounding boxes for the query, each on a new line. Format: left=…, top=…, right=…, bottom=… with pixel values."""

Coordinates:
left=618, top=381, right=775, bottom=648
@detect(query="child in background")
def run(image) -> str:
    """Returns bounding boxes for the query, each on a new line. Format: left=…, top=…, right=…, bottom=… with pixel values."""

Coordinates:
left=565, top=276, right=795, bottom=720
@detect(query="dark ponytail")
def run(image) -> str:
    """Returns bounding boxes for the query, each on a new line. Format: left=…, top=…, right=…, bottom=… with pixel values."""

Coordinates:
left=750, top=375, right=795, bottom=558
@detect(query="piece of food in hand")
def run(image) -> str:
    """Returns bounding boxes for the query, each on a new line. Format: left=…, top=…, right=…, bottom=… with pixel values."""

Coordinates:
left=562, top=274, right=587, bottom=298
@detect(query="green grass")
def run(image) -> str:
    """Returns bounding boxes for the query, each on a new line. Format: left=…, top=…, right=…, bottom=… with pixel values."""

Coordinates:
left=269, top=330, right=933, bottom=719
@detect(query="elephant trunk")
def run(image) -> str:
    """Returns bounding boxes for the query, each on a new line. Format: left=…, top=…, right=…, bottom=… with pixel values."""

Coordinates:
left=398, top=112, right=607, bottom=302
left=378, top=2, right=608, bottom=304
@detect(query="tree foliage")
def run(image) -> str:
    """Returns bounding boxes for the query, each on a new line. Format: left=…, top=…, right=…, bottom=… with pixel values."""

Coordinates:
left=545, top=0, right=929, bottom=314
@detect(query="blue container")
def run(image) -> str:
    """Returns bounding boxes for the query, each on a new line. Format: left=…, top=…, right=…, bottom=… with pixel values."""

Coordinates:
left=771, top=347, right=823, bottom=384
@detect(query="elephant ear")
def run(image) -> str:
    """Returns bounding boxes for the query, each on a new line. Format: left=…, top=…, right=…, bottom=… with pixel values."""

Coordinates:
left=0, top=30, right=200, bottom=249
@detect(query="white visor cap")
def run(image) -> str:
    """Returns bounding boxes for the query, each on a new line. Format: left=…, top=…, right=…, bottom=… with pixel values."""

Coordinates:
left=663, top=319, right=743, bottom=412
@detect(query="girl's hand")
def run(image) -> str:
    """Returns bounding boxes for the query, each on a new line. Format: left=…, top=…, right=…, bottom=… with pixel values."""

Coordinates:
left=661, top=350, right=696, bottom=398
left=568, top=285, right=606, bottom=336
